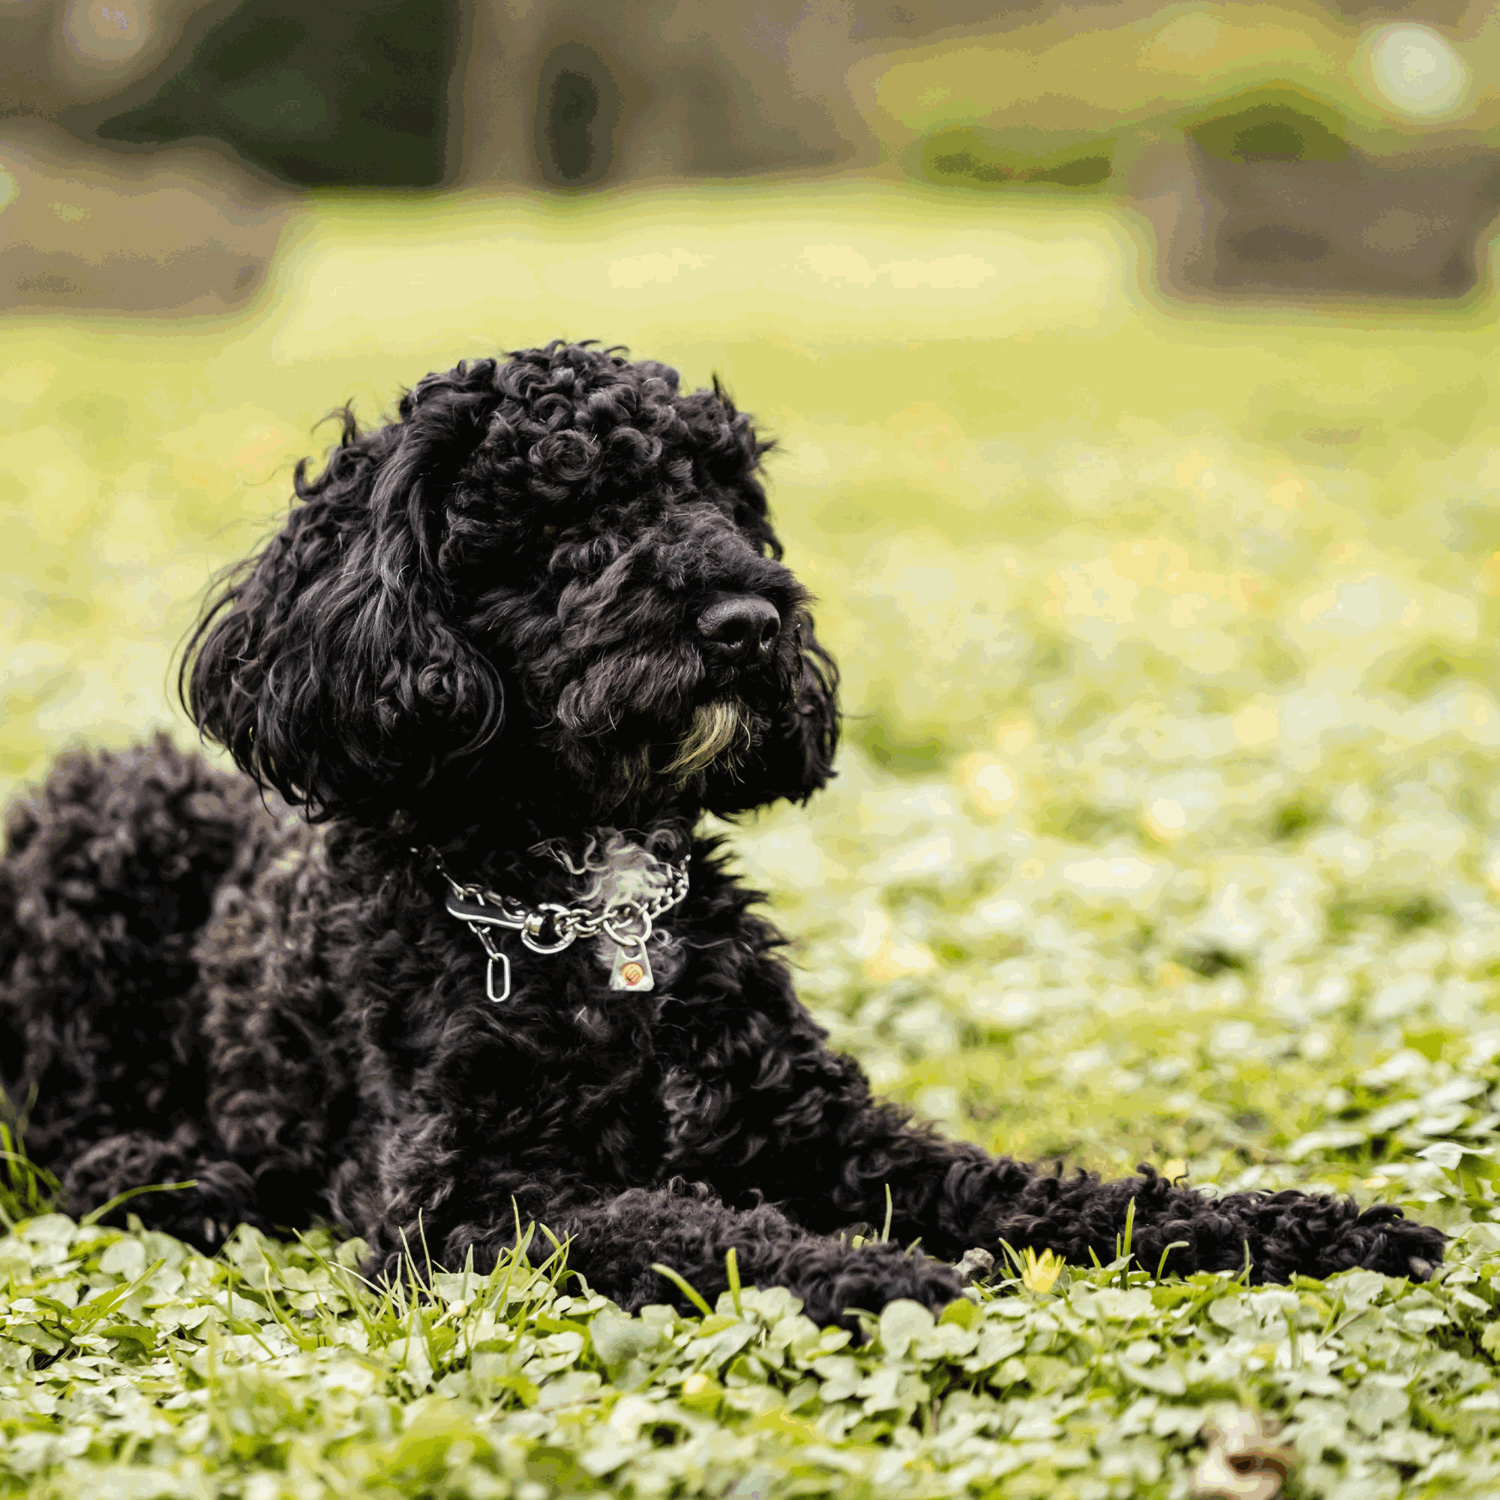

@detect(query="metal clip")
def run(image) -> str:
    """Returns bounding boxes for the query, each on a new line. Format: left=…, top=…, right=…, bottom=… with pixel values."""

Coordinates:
left=484, top=952, right=511, bottom=1002
left=444, top=893, right=523, bottom=930
left=518, top=902, right=576, bottom=954
left=445, top=893, right=516, bottom=1003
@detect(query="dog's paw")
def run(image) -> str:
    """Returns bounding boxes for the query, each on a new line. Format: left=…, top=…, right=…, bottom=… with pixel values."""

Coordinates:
left=790, top=1241, right=963, bottom=1329
left=1334, top=1204, right=1446, bottom=1281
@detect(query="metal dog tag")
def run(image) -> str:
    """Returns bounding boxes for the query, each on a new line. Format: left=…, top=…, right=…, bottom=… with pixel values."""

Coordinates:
left=609, top=941, right=654, bottom=992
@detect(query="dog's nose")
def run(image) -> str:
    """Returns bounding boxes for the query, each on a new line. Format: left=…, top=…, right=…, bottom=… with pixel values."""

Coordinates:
left=697, top=595, right=781, bottom=663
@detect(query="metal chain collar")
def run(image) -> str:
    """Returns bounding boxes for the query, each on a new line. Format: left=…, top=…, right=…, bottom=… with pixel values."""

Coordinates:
left=422, top=843, right=691, bottom=1003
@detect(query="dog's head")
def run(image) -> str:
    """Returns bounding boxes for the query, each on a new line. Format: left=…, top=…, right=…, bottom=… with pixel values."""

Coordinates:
left=182, top=342, right=838, bottom=838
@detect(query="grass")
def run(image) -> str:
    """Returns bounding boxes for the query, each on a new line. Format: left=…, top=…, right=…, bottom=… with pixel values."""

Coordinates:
left=4, top=181, right=1500, bottom=1495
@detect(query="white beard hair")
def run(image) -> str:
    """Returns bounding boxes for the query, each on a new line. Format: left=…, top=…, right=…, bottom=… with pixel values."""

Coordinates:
left=659, top=700, right=750, bottom=786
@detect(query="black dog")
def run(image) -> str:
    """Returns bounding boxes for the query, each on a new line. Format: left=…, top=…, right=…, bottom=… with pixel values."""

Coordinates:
left=0, top=343, right=1442, bottom=1323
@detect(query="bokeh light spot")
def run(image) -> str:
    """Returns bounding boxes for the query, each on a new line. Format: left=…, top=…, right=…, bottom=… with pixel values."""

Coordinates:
left=65, top=0, right=145, bottom=64
left=1364, top=24, right=1468, bottom=118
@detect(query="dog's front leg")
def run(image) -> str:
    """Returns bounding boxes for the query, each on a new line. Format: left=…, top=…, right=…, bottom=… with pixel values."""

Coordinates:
left=370, top=1175, right=964, bottom=1326
left=555, top=1184, right=968, bottom=1325
left=743, top=1062, right=1445, bottom=1284
left=788, top=1097, right=1447, bottom=1283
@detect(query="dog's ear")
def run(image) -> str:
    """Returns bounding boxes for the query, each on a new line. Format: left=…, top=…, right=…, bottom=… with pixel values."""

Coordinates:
left=713, top=619, right=840, bottom=814
left=181, top=367, right=505, bottom=825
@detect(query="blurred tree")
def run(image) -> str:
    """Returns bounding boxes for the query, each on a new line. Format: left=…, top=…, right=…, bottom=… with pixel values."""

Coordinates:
left=916, top=126, right=1115, bottom=191
left=534, top=40, right=620, bottom=187
left=71, top=0, right=457, bottom=187
left=1189, top=100, right=1351, bottom=164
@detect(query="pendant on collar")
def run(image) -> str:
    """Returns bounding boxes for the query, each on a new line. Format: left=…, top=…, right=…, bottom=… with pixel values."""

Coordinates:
left=601, top=900, right=656, bottom=991
left=426, top=843, right=690, bottom=1003
left=608, top=938, right=654, bottom=991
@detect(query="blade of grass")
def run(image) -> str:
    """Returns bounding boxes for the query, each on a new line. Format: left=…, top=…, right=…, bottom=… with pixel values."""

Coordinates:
left=651, top=1263, right=713, bottom=1317
left=80, top=1179, right=197, bottom=1228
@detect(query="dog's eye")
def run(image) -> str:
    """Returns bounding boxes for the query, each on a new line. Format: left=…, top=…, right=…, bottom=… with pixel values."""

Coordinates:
left=540, top=524, right=558, bottom=538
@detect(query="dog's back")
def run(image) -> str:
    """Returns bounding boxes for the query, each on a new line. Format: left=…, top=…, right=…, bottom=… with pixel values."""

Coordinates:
left=0, top=735, right=267, bottom=1212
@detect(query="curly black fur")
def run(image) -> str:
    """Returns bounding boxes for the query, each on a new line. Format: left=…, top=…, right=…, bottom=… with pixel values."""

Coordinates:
left=0, top=343, right=1443, bottom=1325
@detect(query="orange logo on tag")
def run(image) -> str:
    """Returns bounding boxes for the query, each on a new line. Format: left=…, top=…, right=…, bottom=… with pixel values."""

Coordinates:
left=622, top=962, right=644, bottom=986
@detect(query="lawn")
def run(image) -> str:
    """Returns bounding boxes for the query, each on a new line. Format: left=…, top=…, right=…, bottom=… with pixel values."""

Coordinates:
left=3, top=182, right=1500, bottom=1497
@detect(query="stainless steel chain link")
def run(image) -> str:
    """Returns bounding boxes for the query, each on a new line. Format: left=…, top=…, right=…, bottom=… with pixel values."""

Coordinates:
left=421, top=845, right=690, bottom=1003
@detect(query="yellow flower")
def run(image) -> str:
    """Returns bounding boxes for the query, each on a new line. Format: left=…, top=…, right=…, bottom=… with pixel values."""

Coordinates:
left=1020, top=1247, right=1063, bottom=1295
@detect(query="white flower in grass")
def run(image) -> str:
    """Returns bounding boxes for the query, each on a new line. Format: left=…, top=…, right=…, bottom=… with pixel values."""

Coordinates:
left=956, top=755, right=1018, bottom=816
left=1058, top=851, right=1166, bottom=911
left=885, top=834, right=955, bottom=877
left=968, top=989, right=1040, bottom=1029
left=969, top=896, right=1028, bottom=933
left=1142, top=776, right=1222, bottom=843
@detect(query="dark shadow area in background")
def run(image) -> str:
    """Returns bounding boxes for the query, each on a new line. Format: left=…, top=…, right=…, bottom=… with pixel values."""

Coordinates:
left=67, top=0, right=457, bottom=188
left=1190, top=141, right=1500, bottom=299
left=1163, top=93, right=1500, bottom=300
left=534, top=41, right=619, bottom=188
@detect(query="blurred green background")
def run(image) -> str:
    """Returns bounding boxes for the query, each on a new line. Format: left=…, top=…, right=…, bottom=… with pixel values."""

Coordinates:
left=6, top=0, right=1500, bottom=1195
